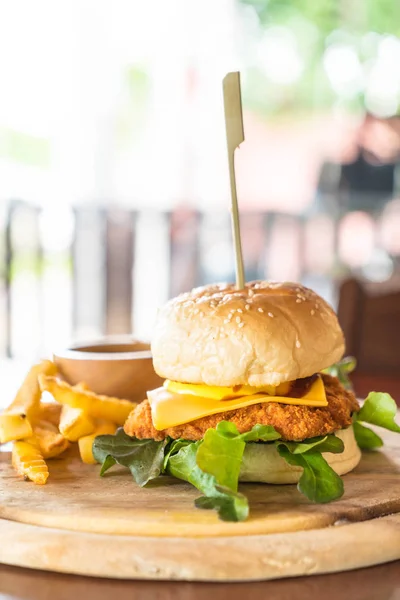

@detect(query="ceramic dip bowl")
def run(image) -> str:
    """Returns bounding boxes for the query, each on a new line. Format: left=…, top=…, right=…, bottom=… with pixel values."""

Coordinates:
left=53, top=336, right=164, bottom=403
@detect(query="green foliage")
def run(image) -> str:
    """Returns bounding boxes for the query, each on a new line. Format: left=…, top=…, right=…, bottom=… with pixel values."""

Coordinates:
left=168, top=441, right=249, bottom=522
left=358, top=392, right=400, bottom=433
left=238, top=0, right=400, bottom=115
left=353, top=391, right=400, bottom=449
left=277, top=434, right=344, bottom=455
left=241, top=0, right=399, bottom=36
left=323, top=356, right=357, bottom=390
left=0, top=127, right=50, bottom=167
left=353, top=421, right=383, bottom=450
left=93, top=428, right=168, bottom=486
left=116, top=65, right=150, bottom=148
left=196, top=421, right=281, bottom=491
left=277, top=445, right=344, bottom=503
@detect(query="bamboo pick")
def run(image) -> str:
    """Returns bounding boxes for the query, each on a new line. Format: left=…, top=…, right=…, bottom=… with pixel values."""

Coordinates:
left=223, top=71, right=245, bottom=290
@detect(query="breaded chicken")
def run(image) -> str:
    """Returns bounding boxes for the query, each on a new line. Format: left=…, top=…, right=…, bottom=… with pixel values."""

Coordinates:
left=124, top=374, right=359, bottom=442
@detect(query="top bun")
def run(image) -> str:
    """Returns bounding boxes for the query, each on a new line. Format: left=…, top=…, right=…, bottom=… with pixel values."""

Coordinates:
left=151, top=281, right=345, bottom=387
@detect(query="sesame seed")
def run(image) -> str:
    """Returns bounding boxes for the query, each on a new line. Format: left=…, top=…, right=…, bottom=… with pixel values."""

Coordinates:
left=238, top=322, right=244, bottom=328
left=258, top=307, right=264, bottom=313
left=296, top=340, right=301, bottom=348
left=311, top=309, right=315, bottom=316
left=224, top=319, right=230, bottom=324
left=245, top=304, right=250, bottom=310
left=237, top=308, right=243, bottom=313
left=236, top=316, right=241, bottom=324
left=193, top=308, right=199, bottom=315
left=296, top=299, right=302, bottom=303
left=248, top=290, right=254, bottom=297
left=268, top=312, right=274, bottom=318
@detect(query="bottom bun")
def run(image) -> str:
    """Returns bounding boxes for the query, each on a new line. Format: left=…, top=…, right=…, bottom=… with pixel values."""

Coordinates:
left=239, top=426, right=361, bottom=484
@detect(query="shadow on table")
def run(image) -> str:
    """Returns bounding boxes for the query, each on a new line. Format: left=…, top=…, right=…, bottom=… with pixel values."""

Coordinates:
left=0, top=560, right=399, bottom=600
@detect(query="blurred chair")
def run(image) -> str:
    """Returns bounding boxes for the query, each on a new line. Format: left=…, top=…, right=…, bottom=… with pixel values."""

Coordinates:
left=338, top=277, right=400, bottom=403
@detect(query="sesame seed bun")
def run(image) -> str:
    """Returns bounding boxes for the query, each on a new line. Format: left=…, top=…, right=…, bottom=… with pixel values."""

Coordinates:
left=239, top=426, right=361, bottom=484
left=151, top=281, right=345, bottom=387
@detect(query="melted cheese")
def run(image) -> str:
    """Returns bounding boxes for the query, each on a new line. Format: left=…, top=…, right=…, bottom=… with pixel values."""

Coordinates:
left=164, top=379, right=292, bottom=400
left=148, top=375, right=327, bottom=431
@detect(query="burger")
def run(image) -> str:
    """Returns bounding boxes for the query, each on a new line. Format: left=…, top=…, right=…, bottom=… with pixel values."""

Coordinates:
left=93, top=281, right=399, bottom=521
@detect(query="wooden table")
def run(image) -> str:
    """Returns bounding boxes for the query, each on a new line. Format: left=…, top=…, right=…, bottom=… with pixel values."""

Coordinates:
left=1, top=360, right=400, bottom=598
left=1, top=561, right=400, bottom=600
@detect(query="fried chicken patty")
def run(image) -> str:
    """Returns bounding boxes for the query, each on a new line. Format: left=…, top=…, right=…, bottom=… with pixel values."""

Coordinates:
left=124, top=374, right=359, bottom=442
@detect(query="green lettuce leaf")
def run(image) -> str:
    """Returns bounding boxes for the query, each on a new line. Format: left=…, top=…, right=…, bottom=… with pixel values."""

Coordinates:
left=277, top=434, right=344, bottom=455
left=277, top=445, right=344, bottom=503
left=194, top=490, right=249, bottom=521
left=167, top=441, right=249, bottom=521
left=352, top=391, right=400, bottom=450
left=99, top=455, right=116, bottom=476
left=353, top=421, right=383, bottom=450
left=357, top=392, right=400, bottom=433
left=213, top=421, right=281, bottom=443
left=93, top=428, right=168, bottom=486
left=163, top=438, right=192, bottom=469
left=196, top=421, right=281, bottom=490
left=92, top=422, right=346, bottom=521
left=323, top=356, right=356, bottom=390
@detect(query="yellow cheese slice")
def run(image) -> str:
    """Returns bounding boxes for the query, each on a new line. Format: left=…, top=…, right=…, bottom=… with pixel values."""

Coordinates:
left=164, top=379, right=291, bottom=400
left=148, top=375, right=327, bottom=431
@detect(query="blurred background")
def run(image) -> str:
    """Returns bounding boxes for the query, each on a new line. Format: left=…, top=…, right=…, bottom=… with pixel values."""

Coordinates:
left=1, top=0, right=400, bottom=360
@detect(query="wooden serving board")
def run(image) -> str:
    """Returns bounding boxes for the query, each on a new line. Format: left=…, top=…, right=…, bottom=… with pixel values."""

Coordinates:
left=1, top=430, right=400, bottom=581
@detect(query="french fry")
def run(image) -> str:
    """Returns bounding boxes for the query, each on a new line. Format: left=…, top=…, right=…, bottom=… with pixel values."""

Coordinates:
left=31, top=420, right=70, bottom=459
left=59, top=405, right=95, bottom=441
left=38, top=402, right=62, bottom=427
left=10, top=360, right=57, bottom=422
left=0, top=360, right=57, bottom=444
left=75, top=382, right=90, bottom=391
left=78, top=422, right=117, bottom=464
left=0, top=410, right=33, bottom=444
left=39, top=376, right=134, bottom=425
left=12, top=440, right=49, bottom=485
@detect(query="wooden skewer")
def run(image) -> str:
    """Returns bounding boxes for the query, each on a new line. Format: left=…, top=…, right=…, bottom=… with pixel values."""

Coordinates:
left=223, top=71, right=245, bottom=290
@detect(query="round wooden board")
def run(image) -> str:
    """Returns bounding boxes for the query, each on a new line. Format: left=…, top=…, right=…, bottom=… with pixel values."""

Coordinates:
left=0, top=513, right=400, bottom=581
left=1, top=430, right=400, bottom=581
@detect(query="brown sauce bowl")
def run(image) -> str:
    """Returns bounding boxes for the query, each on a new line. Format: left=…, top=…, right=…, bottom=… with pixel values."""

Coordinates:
left=53, top=336, right=164, bottom=403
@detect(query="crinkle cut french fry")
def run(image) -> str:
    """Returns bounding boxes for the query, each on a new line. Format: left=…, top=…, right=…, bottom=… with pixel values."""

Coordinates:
left=78, top=422, right=117, bottom=464
left=12, top=440, right=49, bottom=485
left=31, top=420, right=70, bottom=459
left=59, top=405, right=95, bottom=441
left=0, top=360, right=58, bottom=444
left=39, top=376, right=134, bottom=425
left=10, top=360, right=57, bottom=422
left=0, top=410, right=33, bottom=444
left=38, top=402, right=62, bottom=427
